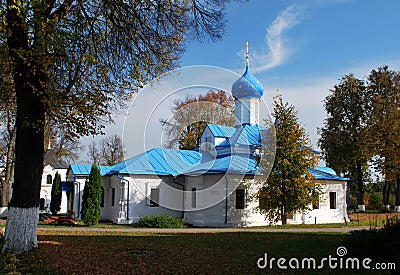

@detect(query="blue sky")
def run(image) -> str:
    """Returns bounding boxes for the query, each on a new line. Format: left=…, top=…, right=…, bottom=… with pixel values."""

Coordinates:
left=183, top=0, right=400, bottom=76
left=179, top=0, right=400, bottom=146
left=83, top=0, right=400, bottom=161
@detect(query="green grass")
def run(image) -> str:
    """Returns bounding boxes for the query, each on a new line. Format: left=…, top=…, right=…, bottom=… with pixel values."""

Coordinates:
left=1, top=230, right=391, bottom=275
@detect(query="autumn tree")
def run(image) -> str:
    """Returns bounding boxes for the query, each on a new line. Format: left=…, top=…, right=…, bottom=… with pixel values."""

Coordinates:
left=367, top=66, right=400, bottom=211
left=319, top=74, right=372, bottom=211
left=257, top=97, right=320, bottom=225
left=44, top=122, right=82, bottom=163
left=88, top=134, right=125, bottom=166
left=1, top=0, right=240, bottom=253
left=0, top=101, right=16, bottom=209
left=49, top=172, right=62, bottom=214
left=81, top=165, right=102, bottom=225
left=160, top=90, right=235, bottom=150
left=0, top=44, right=16, bottom=208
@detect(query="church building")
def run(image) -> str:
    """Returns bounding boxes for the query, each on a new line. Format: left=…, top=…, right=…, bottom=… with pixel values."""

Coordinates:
left=66, top=48, right=349, bottom=226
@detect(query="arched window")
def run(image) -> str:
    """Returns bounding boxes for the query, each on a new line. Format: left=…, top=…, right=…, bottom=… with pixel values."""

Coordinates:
left=46, top=174, right=52, bottom=185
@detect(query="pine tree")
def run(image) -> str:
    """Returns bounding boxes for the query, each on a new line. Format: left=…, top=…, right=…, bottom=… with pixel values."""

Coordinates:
left=81, top=165, right=102, bottom=225
left=49, top=172, right=62, bottom=214
left=257, top=96, right=320, bottom=225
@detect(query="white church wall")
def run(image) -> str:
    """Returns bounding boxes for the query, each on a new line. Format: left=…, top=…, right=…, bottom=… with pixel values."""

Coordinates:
left=200, top=127, right=215, bottom=149
left=103, top=174, right=183, bottom=224
left=302, top=181, right=348, bottom=224
left=66, top=170, right=87, bottom=219
left=184, top=174, right=348, bottom=227
left=184, top=174, right=251, bottom=227
left=100, top=175, right=121, bottom=222
left=40, top=165, right=68, bottom=214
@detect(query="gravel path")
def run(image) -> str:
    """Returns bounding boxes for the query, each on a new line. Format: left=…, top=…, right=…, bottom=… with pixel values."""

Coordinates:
left=37, top=225, right=371, bottom=233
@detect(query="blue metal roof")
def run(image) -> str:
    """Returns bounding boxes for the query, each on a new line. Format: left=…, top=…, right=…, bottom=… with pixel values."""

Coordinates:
left=69, top=164, right=111, bottom=176
left=69, top=151, right=348, bottom=182
left=108, top=148, right=202, bottom=176
left=207, top=124, right=236, bottom=138
left=181, top=154, right=258, bottom=175
left=232, top=66, right=264, bottom=99
left=223, top=123, right=265, bottom=147
left=106, top=147, right=257, bottom=176
left=317, top=166, right=337, bottom=175
left=309, top=168, right=349, bottom=181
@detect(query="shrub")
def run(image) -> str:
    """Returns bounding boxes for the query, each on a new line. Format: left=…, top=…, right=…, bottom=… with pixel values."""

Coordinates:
left=135, top=214, right=185, bottom=228
left=343, top=216, right=400, bottom=267
left=365, top=192, right=381, bottom=210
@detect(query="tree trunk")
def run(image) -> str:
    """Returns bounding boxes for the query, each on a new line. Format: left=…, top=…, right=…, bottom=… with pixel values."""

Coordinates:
left=281, top=204, right=287, bottom=225
left=356, top=163, right=365, bottom=211
left=394, top=176, right=400, bottom=212
left=382, top=180, right=391, bottom=210
left=2, top=74, right=45, bottom=253
left=2, top=1, right=46, bottom=253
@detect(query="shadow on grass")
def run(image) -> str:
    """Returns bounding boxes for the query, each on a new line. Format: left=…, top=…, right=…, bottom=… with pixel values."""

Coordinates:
left=2, top=231, right=394, bottom=274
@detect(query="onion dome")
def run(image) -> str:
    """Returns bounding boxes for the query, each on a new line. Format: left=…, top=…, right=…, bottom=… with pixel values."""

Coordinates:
left=232, top=65, right=264, bottom=99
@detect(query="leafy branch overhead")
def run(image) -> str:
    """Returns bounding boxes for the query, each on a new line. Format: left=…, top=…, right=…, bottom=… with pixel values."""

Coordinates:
left=1, top=0, right=239, bottom=137
left=1, top=0, right=242, bottom=254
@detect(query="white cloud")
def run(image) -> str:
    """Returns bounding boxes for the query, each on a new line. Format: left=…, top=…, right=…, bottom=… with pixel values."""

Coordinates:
left=251, top=4, right=305, bottom=73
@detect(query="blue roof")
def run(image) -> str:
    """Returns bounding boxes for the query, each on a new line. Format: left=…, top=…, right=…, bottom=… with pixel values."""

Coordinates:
left=69, top=152, right=348, bottom=182
left=69, top=164, right=111, bottom=176
left=106, top=148, right=257, bottom=176
left=207, top=124, right=236, bottom=138
left=317, top=166, right=337, bottom=175
left=309, top=168, right=349, bottom=181
left=232, top=66, right=264, bottom=99
left=108, top=148, right=202, bottom=176
left=219, top=124, right=265, bottom=147
left=182, top=154, right=258, bottom=175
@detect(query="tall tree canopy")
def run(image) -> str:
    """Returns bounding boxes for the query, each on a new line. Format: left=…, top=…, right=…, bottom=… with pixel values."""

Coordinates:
left=367, top=66, right=400, bottom=209
left=319, top=74, right=372, bottom=211
left=257, top=97, right=320, bottom=225
left=160, top=89, right=235, bottom=150
left=1, top=0, right=241, bottom=253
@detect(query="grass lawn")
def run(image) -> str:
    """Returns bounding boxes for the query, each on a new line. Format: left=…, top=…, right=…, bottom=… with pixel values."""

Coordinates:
left=1, top=213, right=398, bottom=274
left=1, top=230, right=390, bottom=275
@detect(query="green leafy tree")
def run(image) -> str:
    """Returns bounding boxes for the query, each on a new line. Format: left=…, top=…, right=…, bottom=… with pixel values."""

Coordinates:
left=1, top=0, right=240, bottom=253
left=81, top=165, right=102, bottom=225
left=319, top=74, right=372, bottom=211
left=257, top=97, right=320, bottom=225
left=160, top=90, right=235, bottom=149
left=49, top=172, right=62, bottom=214
left=367, top=66, right=400, bottom=209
